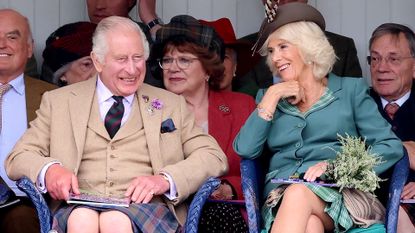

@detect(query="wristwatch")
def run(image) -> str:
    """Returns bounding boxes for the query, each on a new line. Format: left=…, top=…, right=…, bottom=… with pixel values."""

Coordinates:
left=147, top=18, right=163, bottom=30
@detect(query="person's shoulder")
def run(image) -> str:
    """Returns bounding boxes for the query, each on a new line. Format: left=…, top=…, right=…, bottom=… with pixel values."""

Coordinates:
left=140, top=84, right=183, bottom=103
left=324, top=31, right=355, bottom=44
left=212, top=90, right=254, bottom=102
left=328, top=73, right=368, bottom=91
left=24, top=76, right=56, bottom=91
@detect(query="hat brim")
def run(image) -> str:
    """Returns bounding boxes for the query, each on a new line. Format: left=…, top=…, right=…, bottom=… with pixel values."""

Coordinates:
left=255, top=2, right=325, bottom=53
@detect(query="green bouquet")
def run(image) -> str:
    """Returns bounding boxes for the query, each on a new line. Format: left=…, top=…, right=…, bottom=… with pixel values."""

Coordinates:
left=325, top=134, right=385, bottom=194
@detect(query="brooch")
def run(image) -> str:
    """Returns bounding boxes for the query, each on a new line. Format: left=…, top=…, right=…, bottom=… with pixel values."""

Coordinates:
left=145, top=97, right=163, bottom=115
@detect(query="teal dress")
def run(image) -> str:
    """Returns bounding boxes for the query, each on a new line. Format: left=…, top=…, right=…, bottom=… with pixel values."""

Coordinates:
left=233, top=74, right=403, bottom=232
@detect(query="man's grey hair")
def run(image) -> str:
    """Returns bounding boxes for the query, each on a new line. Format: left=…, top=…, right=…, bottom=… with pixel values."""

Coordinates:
left=92, top=16, right=150, bottom=63
left=369, top=23, right=415, bottom=57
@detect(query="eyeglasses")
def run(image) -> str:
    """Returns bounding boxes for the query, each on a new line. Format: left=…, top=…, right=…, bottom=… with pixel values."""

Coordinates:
left=158, top=56, right=199, bottom=70
left=367, top=55, right=414, bottom=66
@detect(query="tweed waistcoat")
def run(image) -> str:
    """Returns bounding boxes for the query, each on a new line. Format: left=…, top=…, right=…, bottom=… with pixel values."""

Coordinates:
left=77, top=94, right=153, bottom=197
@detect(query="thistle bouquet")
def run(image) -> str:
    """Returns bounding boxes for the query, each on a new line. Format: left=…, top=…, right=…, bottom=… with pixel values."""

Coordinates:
left=325, top=134, right=384, bottom=194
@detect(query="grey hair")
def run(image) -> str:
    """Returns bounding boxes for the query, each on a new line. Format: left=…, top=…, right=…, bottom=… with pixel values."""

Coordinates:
left=52, top=62, right=71, bottom=85
left=92, top=16, right=150, bottom=63
left=369, top=23, right=415, bottom=57
left=260, top=21, right=336, bottom=79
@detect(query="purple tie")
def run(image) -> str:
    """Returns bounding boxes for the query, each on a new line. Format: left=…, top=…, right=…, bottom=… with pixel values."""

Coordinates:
left=0, top=84, right=12, bottom=134
left=384, top=102, right=399, bottom=120
left=104, top=96, right=124, bottom=138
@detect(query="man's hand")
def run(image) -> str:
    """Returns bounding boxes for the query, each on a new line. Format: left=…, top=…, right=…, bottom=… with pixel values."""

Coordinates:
left=403, top=141, right=415, bottom=170
left=401, top=182, right=415, bottom=200
left=125, top=175, right=170, bottom=204
left=45, top=164, right=79, bottom=200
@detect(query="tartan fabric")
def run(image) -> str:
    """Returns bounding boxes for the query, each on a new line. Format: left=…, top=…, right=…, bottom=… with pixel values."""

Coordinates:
left=401, top=203, right=415, bottom=226
left=52, top=203, right=180, bottom=233
left=154, top=15, right=224, bottom=59
left=104, top=96, right=124, bottom=138
left=262, top=184, right=354, bottom=233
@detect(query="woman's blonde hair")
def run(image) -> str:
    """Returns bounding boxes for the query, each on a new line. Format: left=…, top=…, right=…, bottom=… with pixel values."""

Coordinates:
left=259, top=21, right=336, bottom=79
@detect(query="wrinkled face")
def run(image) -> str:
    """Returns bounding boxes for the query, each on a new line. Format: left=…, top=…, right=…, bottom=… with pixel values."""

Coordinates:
left=0, top=10, right=33, bottom=82
left=87, top=0, right=135, bottom=24
left=370, top=33, right=415, bottom=101
left=221, top=47, right=237, bottom=90
left=61, top=56, right=96, bottom=85
left=91, top=28, right=146, bottom=96
left=162, top=48, right=208, bottom=96
left=267, top=37, right=309, bottom=81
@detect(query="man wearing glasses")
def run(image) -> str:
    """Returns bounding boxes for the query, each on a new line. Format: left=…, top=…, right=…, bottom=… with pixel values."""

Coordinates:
left=368, top=23, right=415, bottom=233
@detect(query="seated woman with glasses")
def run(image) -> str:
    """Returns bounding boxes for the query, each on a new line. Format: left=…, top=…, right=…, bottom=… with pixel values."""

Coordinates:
left=149, top=15, right=256, bottom=232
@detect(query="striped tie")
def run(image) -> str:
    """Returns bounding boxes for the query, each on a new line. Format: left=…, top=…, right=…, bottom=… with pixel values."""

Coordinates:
left=384, top=102, right=399, bottom=120
left=104, top=96, right=124, bottom=138
left=0, top=84, right=12, bottom=134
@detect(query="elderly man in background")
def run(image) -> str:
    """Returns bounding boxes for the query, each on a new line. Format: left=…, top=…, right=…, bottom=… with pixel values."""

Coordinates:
left=0, top=9, right=56, bottom=233
left=368, top=22, right=415, bottom=233
left=6, top=16, right=227, bottom=233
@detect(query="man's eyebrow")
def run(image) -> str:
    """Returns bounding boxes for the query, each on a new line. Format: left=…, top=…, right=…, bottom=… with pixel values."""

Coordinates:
left=6, top=30, right=22, bottom=37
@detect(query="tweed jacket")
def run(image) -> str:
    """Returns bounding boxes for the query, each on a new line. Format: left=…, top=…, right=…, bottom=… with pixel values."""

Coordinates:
left=6, top=76, right=228, bottom=225
left=234, top=74, right=403, bottom=197
left=24, top=75, right=56, bottom=123
left=208, top=90, right=255, bottom=199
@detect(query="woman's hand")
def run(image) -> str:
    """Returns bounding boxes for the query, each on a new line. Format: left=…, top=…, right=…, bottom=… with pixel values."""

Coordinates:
left=259, top=80, right=305, bottom=114
left=210, top=183, right=234, bottom=200
left=303, top=162, right=328, bottom=182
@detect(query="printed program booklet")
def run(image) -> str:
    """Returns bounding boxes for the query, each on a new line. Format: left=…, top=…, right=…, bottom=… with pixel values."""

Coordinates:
left=67, top=192, right=130, bottom=208
left=401, top=199, right=415, bottom=204
left=271, top=178, right=339, bottom=187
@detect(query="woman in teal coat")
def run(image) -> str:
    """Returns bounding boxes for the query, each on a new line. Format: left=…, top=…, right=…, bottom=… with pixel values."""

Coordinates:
left=233, top=2, right=403, bottom=233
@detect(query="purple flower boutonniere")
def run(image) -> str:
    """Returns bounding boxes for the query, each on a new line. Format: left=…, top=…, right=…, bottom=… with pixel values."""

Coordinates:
left=145, top=97, right=163, bottom=115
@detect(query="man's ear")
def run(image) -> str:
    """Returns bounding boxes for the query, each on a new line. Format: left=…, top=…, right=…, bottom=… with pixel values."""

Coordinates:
left=27, top=40, right=34, bottom=59
left=91, top=52, right=103, bottom=73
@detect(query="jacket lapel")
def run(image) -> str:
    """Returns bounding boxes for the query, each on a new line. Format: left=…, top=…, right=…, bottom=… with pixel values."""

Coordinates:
left=137, top=85, right=163, bottom=173
left=69, top=77, right=97, bottom=161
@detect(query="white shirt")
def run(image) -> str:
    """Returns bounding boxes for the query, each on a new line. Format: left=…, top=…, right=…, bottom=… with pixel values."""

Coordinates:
left=380, top=91, right=411, bottom=109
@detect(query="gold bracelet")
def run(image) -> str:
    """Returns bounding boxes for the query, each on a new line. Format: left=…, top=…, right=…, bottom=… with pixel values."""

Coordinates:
left=257, top=104, right=274, bottom=121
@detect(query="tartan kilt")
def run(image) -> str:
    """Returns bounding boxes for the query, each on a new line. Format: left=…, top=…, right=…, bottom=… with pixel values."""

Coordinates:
left=262, top=184, right=354, bottom=233
left=52, top=203, right=180, bottom=233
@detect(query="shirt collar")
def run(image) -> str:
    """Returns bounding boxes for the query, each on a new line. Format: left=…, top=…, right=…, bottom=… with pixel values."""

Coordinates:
left=96, top=75, right=135, bottom=104
left=380, top=91, right=410, bottom=109
left=1, top=74, right=25, bottom=95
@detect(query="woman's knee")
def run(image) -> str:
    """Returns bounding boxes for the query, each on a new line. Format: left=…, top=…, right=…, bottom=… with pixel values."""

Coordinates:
left=283, top=184, right=315, bottom=202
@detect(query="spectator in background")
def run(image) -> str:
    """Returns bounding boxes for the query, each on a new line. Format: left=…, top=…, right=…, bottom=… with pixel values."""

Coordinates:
left=234, top=0, right=362, bottom=97
left=86, top=0, right=161, bottom=41
left=150, top=15, right=255, bottom=232
left=41, top=22, right=97, bottom=86
left=199, top=18, right=251, bottom=92
left=368, top=22, right=415, bottom=233
left=0, top=9, right=56, bottom=233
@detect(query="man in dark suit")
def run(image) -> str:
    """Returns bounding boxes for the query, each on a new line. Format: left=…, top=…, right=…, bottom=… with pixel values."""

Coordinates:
left=368, top=23, right=415, bottom=233
left=233, top=0, right=362, bottom=97
left=0, top=9, right=56, bottom=233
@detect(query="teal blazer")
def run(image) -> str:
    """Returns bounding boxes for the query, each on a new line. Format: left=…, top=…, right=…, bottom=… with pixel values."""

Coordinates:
left=233, top=73, right=403, bottom=198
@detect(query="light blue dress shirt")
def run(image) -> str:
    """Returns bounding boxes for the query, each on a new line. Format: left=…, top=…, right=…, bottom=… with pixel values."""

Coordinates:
left=0, top=74, right=27, bottom=196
